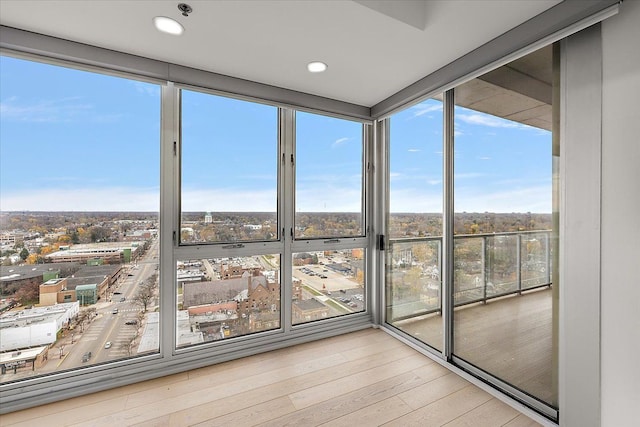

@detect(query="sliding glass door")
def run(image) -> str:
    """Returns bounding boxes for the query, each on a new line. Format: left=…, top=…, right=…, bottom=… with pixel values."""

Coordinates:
left=452, top=44, right=558, bottom=410
left=384, top=44, right=558, bottom=418
left=385, top=96, right=444, bottom=352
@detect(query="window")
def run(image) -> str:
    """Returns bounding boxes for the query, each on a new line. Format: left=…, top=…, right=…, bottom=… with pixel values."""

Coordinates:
left=292, top=249, right=365, bottom=325
left=0, top=56, right=160, bottom=381
left=176, top=89, right=283, bottom=348
left=176, top=255, right=280, bottom=347
left=452, top=48, right=557, bottom=406
left=385, top=97, right=444, bottom=351
left=383, top=45, right=558, bottom=417
left=180, top=90, right=279, bottom=244
left=292, top=111, right=369, bottom=325
left=294, top=112, right=364, bottom=238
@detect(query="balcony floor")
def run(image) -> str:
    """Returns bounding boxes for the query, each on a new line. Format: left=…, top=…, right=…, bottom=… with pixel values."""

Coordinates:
left=393, top=287, right=554, bottom=405
left=1, top=328, right=542, bottom=426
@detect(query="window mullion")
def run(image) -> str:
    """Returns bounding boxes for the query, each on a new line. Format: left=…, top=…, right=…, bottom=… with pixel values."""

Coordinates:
left=161, top=82, right=179, bottom=356
left=281, top=108, right=295, bottom=333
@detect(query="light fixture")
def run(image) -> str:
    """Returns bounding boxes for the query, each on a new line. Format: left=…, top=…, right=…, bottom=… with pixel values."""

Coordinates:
left=153, top=16, right=184, bottom=35
left=307, top=61, right=328, bottom=73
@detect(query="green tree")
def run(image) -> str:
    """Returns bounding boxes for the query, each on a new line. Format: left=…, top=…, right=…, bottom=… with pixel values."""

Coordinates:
left=19, top=247, right=29, bottom=261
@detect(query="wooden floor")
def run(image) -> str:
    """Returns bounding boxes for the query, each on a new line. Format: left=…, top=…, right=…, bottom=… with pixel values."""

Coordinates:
left=2, top=329, right=542, bottom=427
left=392, top=288, right=554, bottom=404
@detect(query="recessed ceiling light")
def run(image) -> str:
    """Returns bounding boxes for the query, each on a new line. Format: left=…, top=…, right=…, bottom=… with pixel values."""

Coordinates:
left=307, top=61, right=328, bottom=73
left=153, top=16, right=184, bottom=35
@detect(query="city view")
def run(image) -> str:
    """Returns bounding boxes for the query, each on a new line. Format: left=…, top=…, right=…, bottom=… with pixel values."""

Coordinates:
left=2, top=210, right=368, bottom=380
left=0, top=209, right=549, bottom=381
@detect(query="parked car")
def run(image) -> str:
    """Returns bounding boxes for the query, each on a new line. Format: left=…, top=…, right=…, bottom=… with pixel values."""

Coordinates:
left=125, top=320, right=138, bottom=325
left=112, top=308, right=118, bottom=314
left=81, top=352, right=92, bottom=362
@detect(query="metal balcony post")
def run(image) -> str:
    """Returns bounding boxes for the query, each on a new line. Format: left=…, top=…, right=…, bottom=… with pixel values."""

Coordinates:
left=482, top=236, right=487, bottom=303
left=517, top=233, right=522, bottom=294
left=545, top=231, right=551, bottom=285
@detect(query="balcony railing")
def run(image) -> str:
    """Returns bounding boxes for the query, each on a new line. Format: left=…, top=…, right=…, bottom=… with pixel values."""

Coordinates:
left=386, top=230, right=552, bottom=322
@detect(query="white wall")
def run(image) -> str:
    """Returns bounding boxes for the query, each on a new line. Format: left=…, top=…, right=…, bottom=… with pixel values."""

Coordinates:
left=600, top=1, right=640, bottom=426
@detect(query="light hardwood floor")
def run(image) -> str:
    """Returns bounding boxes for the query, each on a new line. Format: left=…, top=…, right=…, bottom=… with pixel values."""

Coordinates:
left=393, top=288, right=554, bottom=404
left=1, top=329, right=542, bottom=427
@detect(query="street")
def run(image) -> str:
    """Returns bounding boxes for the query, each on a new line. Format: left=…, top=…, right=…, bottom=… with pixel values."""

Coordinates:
left=56, top=238, right=159, bottom=371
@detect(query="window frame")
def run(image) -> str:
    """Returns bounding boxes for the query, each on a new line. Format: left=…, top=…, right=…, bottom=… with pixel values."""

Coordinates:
left=0, top=55, right=375, bottom=411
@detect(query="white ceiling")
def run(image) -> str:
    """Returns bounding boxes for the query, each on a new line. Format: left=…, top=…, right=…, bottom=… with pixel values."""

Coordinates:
left=0, top=0, right=561, bottom=107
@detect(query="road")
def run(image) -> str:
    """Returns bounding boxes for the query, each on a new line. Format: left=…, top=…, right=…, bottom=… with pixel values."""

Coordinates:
left=57, top=238, right=159, bottom=370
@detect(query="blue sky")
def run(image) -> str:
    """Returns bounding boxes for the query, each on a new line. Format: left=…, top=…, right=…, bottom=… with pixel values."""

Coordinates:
left=1, top=56, right=160, bottom=211
left=0, top=55, right=551, bottom=214
left=390, top=99, right=552, bottom=213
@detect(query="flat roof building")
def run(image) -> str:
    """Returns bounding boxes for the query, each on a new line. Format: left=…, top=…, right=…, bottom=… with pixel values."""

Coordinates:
left=0, top=302, right=80, bottom=352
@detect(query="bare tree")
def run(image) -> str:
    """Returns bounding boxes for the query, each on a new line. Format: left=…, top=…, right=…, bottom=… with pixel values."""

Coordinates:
left=132, top=273, right=157, bottom=312
left=75, top=307, right=96, bottom=332
left=120, top=336, right=136, bottom=357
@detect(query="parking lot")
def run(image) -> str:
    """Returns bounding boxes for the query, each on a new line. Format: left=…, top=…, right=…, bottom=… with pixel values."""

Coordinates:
left=294, top=263, right=365, bottom=312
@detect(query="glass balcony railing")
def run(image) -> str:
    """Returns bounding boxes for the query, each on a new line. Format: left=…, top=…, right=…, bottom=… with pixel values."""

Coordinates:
left=386, top=230, right=552, bottom=322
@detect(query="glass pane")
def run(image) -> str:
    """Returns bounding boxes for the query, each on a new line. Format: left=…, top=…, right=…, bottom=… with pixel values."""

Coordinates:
left=0, top=56, right=160, bottom=382
left=176, top=255, right=280, bottom=348
left=295, top=112, right=363, bottom=238
left=180, top=90, right=278, bottom=244
left=453, top=237, right=483, bottom=305
left=521, top=232, right=551, bottom=290
left=452, top=45, right=557, bottom=406
left=292, top=250, right=365, bottom=325
left=385, top=97, right=444, bottom=351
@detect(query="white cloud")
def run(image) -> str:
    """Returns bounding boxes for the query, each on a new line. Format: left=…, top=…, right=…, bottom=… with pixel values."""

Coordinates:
left=332, top=137, right=350, bottom=148
left=407, top=149, right=421, bottom=152
left=295, top=186, right=362, bottom=212
left=389, top=188, right=442, bottom=213
left=409, top=103, right=443, bottom=119
left=0, top=96, right=93, bottom=123
left=454, top=172, right=487, bottom=180
left=181, top=188, right=277, bottom=211
left=457, top=113, right=533, bottom=130
left=455, top=185, right=551, bottom=213
left=132, top=81, right=161, bottom=97
left=1, top=187, right=160, bottom=212
left=389, top=173, right=441, bottom=185
left=478, top=156, right=491, bottom=160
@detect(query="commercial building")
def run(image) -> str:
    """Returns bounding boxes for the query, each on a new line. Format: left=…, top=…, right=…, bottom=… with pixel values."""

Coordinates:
left=0, top=302, right=80, bottom=353
left=44, top=243, right=141, bottom=264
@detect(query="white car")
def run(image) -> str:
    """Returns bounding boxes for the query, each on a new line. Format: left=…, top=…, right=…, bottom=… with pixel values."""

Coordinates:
left=104, top=341, right=112, bottom=349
